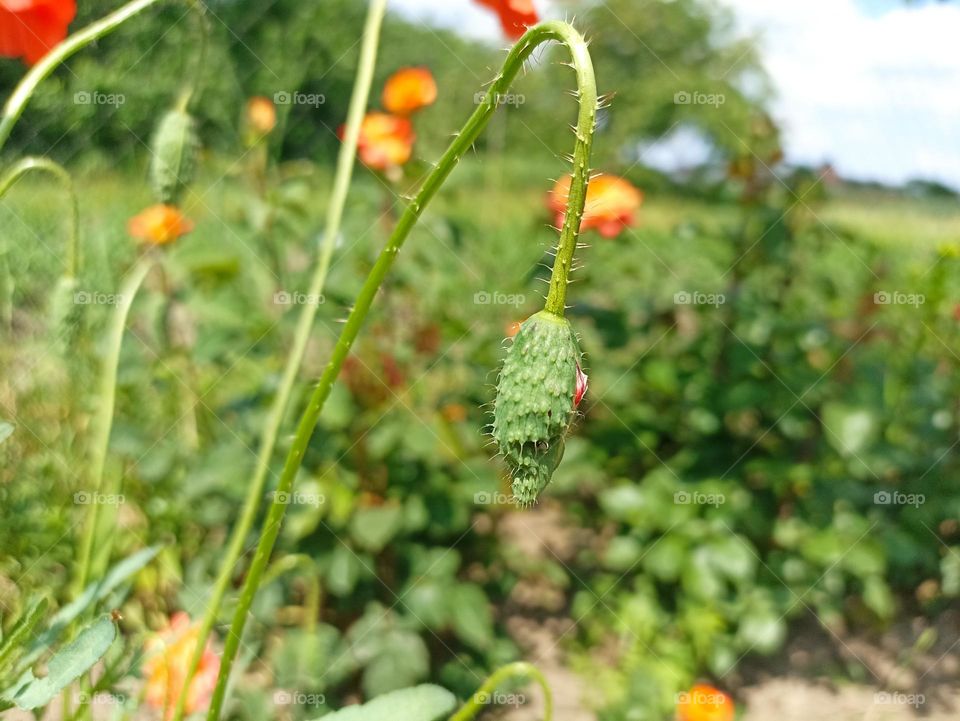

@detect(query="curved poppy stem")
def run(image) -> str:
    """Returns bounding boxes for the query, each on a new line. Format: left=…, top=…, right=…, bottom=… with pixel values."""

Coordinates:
left=0, top=0, right=169, bottom=153
left=205, top=20, right=596, bottom=720
left=174, top=0, right=210, bottom=112
left=72, top=255, right=156, bottom=598
left=171, top=2, right=389, bottom=720
left=0, top=156, right=80, bottom=278
left=448, top=662, right=553, bottom=721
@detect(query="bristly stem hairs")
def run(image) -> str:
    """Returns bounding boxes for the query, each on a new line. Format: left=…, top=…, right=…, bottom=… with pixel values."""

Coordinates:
left=205, top=18, right=597, bottom=720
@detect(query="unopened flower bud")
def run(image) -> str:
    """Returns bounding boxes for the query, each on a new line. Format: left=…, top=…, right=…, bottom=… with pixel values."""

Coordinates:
left=149, top=109, right=199, bottom=205
left=492, top=310, right=585, bottom=507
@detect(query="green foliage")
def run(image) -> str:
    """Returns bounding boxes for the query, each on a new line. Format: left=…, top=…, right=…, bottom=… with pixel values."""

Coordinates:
left=1, top=616, right=116, bottom=709
left=311, top=684, right=456, bottom=721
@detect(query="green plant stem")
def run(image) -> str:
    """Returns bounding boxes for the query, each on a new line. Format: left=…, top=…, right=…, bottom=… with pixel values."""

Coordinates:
left=0, top=0, right=168, bottom=153
left=173, top=2, right=389, bottom=719
left=175, top=0, right=210, bottom=112
left=448, top=662, right=553, bottom=721
left=72, top=255, right=155, bottom=598
left=205, top=20, right=596, bottom=721
left=0, top=157, right=80, bottom=277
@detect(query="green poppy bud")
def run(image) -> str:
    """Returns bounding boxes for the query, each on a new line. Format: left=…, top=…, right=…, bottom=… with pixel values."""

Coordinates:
left=492, top=310, right=587, bottom=507
left=149, top=109, right=199, bottom=205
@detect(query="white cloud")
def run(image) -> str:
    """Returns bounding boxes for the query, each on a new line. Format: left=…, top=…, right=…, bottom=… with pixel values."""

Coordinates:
left=391, top=0, right=960, bottom=188
left=723, top=0, right=960, bottom=188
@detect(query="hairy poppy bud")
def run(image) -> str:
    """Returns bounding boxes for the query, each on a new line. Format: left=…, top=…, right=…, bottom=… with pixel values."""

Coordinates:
left=492, top=310, right=585, bottom=507
left=149, top=109, right=199, bottom=204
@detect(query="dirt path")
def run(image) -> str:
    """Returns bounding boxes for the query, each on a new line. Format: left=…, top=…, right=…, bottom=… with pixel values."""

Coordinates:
left=497, top=503, right=960, bottom=721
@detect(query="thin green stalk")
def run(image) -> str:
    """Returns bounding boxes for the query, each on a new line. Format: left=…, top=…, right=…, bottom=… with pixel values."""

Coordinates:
left=72, top=255, right=155, bottom=597
left=206, top=20, right=596, bottom=720
left=172, top=2, right=389, bottom=719
left=0, top=0, right=169, bottom=153
left=448, top=662, right=553, bottom=721
left=0, top=156, right=80, bottom=277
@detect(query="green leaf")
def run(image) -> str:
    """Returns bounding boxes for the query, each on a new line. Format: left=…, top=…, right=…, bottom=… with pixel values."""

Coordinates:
left=0, top=597, right=49, bottom=677
left=21, top=546, right=160, bottom=668
left=449, top=583, right=493, bottom=651
left=361, top=630, right=429, bottom=697
left=821, top=403, right=877, bottom=457
left=327, top=545, right=362, bottom=597
left=349, top=505, right=403, bottom=553
left=312, top=684, right=455, bottom=721
left=863, top=576, right=895, bottom=620
left=0, top=422, right=13, bottom=445
left=2, top=616, right=116, bottom=709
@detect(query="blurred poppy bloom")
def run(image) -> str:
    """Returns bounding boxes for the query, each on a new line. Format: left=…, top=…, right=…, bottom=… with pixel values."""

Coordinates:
left=245, top=95, right=276, bottom=136
left=475, top=0, right=538, bottom=39
left=350, top=112, right=415, bottom=171
left=0, top=0, right=75, bottom=65
left=382, top=67, right=437, bottom=116
left=677, top=684, right=734, bottom=721
left=549, top=173, right=643, bottom=239
left=143, top=612, right=220, bottom=721
left=128, top=204, right=194, bottom=246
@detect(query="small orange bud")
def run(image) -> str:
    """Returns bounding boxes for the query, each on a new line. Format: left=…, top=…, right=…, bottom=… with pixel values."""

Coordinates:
left=128, top=204, right=194, bottom=246
left=383, top=67, right=437, bottom=116
left=245, top=96, right=277, bottom=135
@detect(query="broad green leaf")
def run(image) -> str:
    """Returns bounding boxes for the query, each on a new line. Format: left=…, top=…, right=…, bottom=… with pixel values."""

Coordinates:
left=821, top=403, right=877, bottom=457
left=361, top=629, right=429, bottom=697
left=21, top=546, right=160, bottom=667
left=349, top=505, right=403, bottom=553
left=313, top=684, right=455, bottom=721
left=449, top=583, right=493, bottom=650
left=3, top=616, right=116, bottom=709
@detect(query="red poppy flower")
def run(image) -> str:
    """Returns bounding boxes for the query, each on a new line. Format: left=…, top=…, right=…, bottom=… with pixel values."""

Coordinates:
left=548, top=173, right=643, bottom=239
left=475, top=0, right=538, bottom=40
left=382, top=67, right=437, bottom=116
left=0, top=0, right=76, bottom=66
left=347, top=112, right=415, bottom=171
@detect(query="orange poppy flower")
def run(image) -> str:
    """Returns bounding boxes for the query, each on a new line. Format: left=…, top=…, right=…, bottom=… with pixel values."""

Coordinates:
left=548, top=173, right=643, bottom=239
left=128, top=204, right=194, bottom=246
left=383, top=67, right=437, bottom=116
left=349, top=112, right=415, bottom=171
left=245, top=95, right=276, bottom=135
left=143, top=612, right=220, bottom=721
left=677, top=684, right=734, bottom=721
left=0, top=0, right=75, bottom=65
left=475, top=0, right=538, bottom=40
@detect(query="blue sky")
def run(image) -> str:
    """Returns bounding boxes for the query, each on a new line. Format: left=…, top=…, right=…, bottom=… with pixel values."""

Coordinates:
left=392, top=0, right=960, bottom=189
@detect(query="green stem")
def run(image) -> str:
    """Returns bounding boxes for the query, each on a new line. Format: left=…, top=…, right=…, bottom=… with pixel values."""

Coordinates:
left=0, top=0, right=169, bottom=153
left=72, top=255, right=155, bottom=597
left=205, top=20, right=596, bottom=721
left=173, top=2, right=389, bottom=719
left=0, top=156, right=80, bottom=277
left=175, top=0, right=210, bottom=112
left=448, top=662, right=553, bottom=721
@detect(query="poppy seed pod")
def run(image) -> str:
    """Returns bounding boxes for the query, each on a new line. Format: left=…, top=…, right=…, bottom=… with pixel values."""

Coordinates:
left=493, top=310, right=586, bottom=507
left=149, top=109, right=199, bottom=205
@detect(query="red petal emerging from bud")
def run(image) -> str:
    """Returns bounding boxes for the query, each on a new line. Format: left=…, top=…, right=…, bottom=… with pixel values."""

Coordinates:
left=574, top=363, right=588, bottom=407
